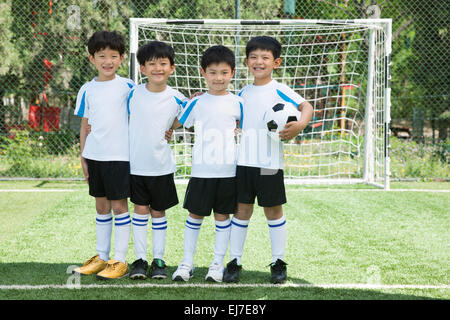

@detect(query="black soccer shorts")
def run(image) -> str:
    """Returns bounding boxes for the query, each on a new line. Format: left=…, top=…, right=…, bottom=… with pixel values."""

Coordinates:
left=236, top=165, right=286, bottom=207
left=130, top=173, right=179, bottom=211
left=86, top=159, right=130, bottom=200
left=183, top=177, right=237, bottom=216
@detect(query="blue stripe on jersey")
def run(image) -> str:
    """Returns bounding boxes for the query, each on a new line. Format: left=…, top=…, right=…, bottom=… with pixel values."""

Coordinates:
left=127, top=82, right=134, bottom=89
left=127, top=89, right=135, bottom=114
left=239, top=102, right=243, bottom=128
left=181, top=101, right=188, bottom=109
left=238, top=89, right=244, bottom=96
left=276, top=89, right=300, bottom=108
left=179, top=98, right=199, bottom=125
left=174, top=96, right=183, bottom=105
left=77, top=91, right=87, bottom=117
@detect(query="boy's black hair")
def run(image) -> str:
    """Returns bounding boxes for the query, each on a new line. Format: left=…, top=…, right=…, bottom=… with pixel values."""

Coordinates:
left=201, top=45, right=235, bottom=70
left=87, top=30, right=126, bottom=56
left=245, top=36, right=282, bottom=59
left=137, top=41, right=175, bottom=66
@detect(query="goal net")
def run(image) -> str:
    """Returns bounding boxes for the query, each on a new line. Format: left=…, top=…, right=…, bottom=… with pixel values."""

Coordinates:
left=130, top=19, right=391, bottom=189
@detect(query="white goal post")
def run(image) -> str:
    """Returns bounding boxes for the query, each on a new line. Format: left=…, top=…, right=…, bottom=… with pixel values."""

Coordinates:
left=129, top=18, right=391, bottom=189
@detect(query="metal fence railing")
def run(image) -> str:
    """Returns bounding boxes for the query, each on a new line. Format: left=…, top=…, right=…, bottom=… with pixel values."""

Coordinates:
left=0, top=0, right=448, bottom=179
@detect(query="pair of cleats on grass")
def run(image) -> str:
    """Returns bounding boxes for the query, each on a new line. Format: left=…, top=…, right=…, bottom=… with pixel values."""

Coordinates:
left=73, top=255, right=287, bottom=283
left=72, top=255, right=167, bottom=280
left=172, top=258, right=288, bottom=284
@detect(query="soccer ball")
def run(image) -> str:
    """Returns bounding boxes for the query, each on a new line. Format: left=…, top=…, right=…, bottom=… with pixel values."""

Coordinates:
left=263, top=103, right=301, bottom=141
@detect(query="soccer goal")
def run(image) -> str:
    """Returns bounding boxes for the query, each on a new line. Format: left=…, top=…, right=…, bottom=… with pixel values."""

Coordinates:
left=129, top=18, right=391, bottom=189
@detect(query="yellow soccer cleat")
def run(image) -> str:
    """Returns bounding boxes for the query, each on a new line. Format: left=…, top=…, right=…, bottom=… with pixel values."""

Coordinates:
left=96, top=260, right=129, bottom=280
left=73, top=255, right=107, bottom=275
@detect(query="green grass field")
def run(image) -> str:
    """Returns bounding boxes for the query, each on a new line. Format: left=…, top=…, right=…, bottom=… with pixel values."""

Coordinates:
left=0, top=180, right=448, bottom=301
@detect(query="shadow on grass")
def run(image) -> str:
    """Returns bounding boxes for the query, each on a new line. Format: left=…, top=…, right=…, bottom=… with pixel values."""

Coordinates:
left=0, top=263, right=441, bottom=300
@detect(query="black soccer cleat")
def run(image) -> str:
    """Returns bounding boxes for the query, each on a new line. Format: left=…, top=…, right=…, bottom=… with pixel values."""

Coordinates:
left=150, top=258, right=168, bottom=279
left=223, top=258, right=242, bottom=283
left=129, top=258, right=148, bottom=280
left=269, top=259, right=288, bottom=284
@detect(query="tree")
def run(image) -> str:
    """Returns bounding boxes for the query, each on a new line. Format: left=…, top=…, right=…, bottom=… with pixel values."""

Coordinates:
left=1, top=0, right=132, bottom=132
left=408, top=0, right=448, bottom=141
left=0, top=1, right=21, bottom=134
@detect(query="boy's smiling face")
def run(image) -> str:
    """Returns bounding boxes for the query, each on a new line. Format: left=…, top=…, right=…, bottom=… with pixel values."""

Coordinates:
left=140, top=57, right=175, bottom=90
left=201, top=62, right=235, bottom=95
left=245, top=49, right=281, bottom=85
left=89, top=47, right=124, bottom=81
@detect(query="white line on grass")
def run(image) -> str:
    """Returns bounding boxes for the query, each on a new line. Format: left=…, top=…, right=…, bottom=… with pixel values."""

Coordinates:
left=0, top=188, right=448, bottom=193
left=0, top=283, right=448, bottom=290
left=0, top=189, right=76, bottom=192
left=292, top=189, right=450, bottom=192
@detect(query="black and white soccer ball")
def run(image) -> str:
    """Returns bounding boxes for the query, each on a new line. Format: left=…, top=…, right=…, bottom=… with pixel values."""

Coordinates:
left=263, top=103, right=301, bottom=141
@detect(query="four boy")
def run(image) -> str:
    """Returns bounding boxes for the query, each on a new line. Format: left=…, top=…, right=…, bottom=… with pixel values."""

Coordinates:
left=74, top=30, right=313, bottom=283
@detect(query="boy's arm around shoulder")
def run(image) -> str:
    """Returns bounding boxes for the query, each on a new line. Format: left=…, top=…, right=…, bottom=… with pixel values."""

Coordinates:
left=164, top=118, right=182, bottom=142
left=165, top=92, right=188, bottom=142
left=171, top=118, right=182, bottom=130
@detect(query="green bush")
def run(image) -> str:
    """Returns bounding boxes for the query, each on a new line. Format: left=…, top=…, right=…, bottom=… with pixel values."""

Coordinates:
left=390, top=137, right=449, bottom=180
left=1, top=130, right=43, bottom=167
left=40, top=130, right=78, bottom=155
left=0, top=130, right=448, bottom=180
left=0, top=129, right=82, bottom=178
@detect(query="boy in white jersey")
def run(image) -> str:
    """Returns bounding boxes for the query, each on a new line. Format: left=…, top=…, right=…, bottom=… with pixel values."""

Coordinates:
left=171, top=45, right=243, bottom=283
left=73, top=31, right=134, bottom=280
left=223, top=36, right=314, bottom=284
left=127, top=41, right=186, bottom=280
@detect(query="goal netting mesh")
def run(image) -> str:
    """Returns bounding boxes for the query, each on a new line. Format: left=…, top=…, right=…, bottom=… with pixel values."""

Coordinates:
left=130, top=19, right=391, bottom=188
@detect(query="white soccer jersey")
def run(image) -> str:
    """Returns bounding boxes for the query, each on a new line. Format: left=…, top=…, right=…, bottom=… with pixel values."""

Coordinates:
left=178, top=92, right=243, bottom=178
left=128, top=84, right=186, bottom=176
left=237, top=79, right=306, bottom=170
left=74, top=75, right=134, bottom=161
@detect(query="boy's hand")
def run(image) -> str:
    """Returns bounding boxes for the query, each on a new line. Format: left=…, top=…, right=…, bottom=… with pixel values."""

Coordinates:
left=279, top=121, right=305, bottom=141
left=235, top=120, right=241, bottom=136
left=165, top=128, right=173, bottom=142
left=189, top=91, right=204, bottom=99
left=81, top=157, right=89, bottom=184
left=86, top=124, right=92, bottom=134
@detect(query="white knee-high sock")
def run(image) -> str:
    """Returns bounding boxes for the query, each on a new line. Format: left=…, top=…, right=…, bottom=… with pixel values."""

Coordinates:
left=96, top=213, right=112, bottom=261
left=267, top=215, right=287, bottom=263
left=213, top=218, right=231, bottom=265
left=113, top=212, right=131, bottom=263
left=229, top=217, right=249, bottom=265
left=182, top=215, right=203, bottom=265
left=132, top=213, right=149, bottom=261
left=152, top=216, right=168, bottom=260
